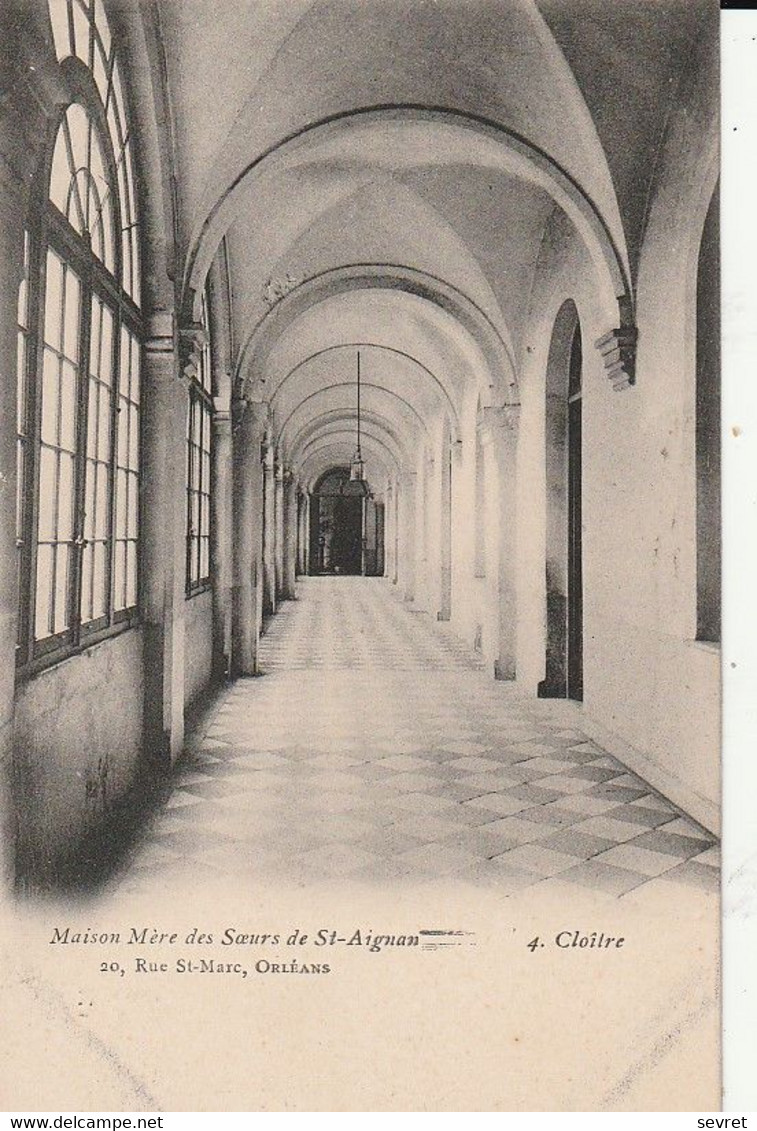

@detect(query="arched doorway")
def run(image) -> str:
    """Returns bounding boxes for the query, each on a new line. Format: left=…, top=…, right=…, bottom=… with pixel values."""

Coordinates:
left=438, top=417, right=453, bottom=620
left=308, top=467, right=385, bottom=576
left=695, top=183, right=720, bottom=643
left=539, top=301, right=583, bottom=701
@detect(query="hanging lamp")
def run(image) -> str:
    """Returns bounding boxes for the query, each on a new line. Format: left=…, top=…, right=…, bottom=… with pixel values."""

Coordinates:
left=343, top=348, right=370, bottom=497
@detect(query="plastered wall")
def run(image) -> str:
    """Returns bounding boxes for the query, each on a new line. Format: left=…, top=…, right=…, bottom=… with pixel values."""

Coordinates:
left=184, top=589, right=215, bottom=709
left=13, top=629, right=144, bottom=882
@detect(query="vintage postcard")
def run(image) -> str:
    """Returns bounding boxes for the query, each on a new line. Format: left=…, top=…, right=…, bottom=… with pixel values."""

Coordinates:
left=0, top=0, right=724, bottom=1112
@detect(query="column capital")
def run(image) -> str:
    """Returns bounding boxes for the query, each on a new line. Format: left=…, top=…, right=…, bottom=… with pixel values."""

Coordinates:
left=595, top=326, right=638, bottom=391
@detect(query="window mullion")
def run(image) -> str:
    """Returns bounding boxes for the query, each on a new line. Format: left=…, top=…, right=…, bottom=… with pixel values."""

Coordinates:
left=105, top=302, right=120, bottom=626
left=196, top=395, right=204, bottom=588
left=70, top=272, right=93, bottom=645
left=186, top=392, right=196, bottom=593
left=20, top=227, right=47, bottom=667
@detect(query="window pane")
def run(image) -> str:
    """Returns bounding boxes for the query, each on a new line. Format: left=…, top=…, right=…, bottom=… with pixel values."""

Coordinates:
left=80, top=543, right=93, bottom=622
left=16, top=446, right=25, bottom=542
left=62, top=269, right=80, bottom=361
left=72, top=0, right=90, bottom=66
left=90, top=297, right=102, bottom=375
left=60, top=361, right=77, bottom=451
left=38, top=448, right=57, bottom=541
left=113, top=542, right=125, bottom=611
left=35, top=545, right=54, bottom=639
left=111, top=61, right=126, bottom=137
left=66, top=103, right=89, bottom=181
left=130, top=340, right=140, bottom=404
left=44, top=251, right=64, bottom=350
left=89, top=116, right=106, bottom=191
left=49, top=122, right=72, bottom=213
left=92, top=542, right=106, bottom=618
left=130, top=229, right=141, bottom=306
left=127, top=474, right=138, bottom=535
left=49, top=0, right=72, bottom=61
left=128, top=404, right=139, bottom=470
left=93, top=39, right=108, bottom=100
left=94, top=0, right=111, bottom=54
left=126, top=541, right=137, bottom=607
left=100, top=304, right=113, bottom=382
left=41, top=350, right=60, bottom=447
left=95, top=464, right=108, bottom=538
left=17, top=246, right=28, bottom=327
left=101, top=199, right=115, bottom=273
left=121, top=229, right=132, bottom=298
left=87, top=380, right=98, bottom=456
left=57, top=452, right=75, bottom=541
left=116, top=470, right=127, bottom=538
left=53, top=545, right=70, bottom=633
left=16, top=338, right=27, bottom=429
left=106, top=98, right=122, bottom=162
left=66, top=172, right=86, bottom=235
left=84, top=461, right=95, bottom=540
left=119, top=325, right=130, bottom=395
left=98, top=387, right=111, bottom=460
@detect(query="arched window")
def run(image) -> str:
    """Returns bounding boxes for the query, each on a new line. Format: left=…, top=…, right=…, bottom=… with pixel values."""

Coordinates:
left=15, top=0, right=142, bottom=667
left=186, top=289, right=213, bottom=593
left=695, top=185, right=720, bottom=643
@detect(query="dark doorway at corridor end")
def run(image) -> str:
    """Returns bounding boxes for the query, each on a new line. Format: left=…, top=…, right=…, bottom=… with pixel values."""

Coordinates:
left=309, top=467, right=385, bottom=577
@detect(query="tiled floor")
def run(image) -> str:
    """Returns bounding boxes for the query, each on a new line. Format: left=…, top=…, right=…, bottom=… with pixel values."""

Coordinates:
left=115, top=577, right=719, bottom=898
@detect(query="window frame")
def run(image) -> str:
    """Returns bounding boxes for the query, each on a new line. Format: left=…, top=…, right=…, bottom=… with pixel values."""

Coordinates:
left=185, top=291, right=213, bottom=598
left=16, top=42, right=143, bottom=677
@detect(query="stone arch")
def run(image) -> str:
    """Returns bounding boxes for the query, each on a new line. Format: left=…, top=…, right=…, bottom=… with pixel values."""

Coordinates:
left=238, top=262, right=518, bottom=421
left=269, top=341, right=457, bottom=440
left=182, top=107, right=632, bottom=334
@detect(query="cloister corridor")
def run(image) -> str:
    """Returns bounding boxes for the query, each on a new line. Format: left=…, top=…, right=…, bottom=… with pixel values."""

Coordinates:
left=109, top=578, right=719, bottom=901
left=0, top=0, right=728, bottom=1112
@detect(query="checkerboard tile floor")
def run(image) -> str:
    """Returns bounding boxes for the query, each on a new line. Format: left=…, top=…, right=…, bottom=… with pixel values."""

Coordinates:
left=115, top=577, right=720, bottom=898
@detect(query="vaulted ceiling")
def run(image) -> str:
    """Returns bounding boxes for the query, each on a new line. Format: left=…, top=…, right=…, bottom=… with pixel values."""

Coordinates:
left=151, top=0, right=716, bottom=492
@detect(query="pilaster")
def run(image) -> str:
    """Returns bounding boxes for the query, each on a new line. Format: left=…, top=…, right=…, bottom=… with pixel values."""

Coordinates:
left=262, top=441, right=276, bottom=615
left=274, top=462, right=285, bottom=601
left=141, top=311, right=187, bottom=763
left=231, top=398, right=266, bottom=676
left=211, top=400, right=232, bottom=679
left=480, top=405, right=520, bottom=680
left=283, top=473, right=298, bottom=599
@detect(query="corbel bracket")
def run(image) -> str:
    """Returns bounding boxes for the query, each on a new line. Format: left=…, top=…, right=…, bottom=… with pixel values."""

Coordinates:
left=595, top=326, right=638, bottom=391
left=178, top=321, right=209, bottom=382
